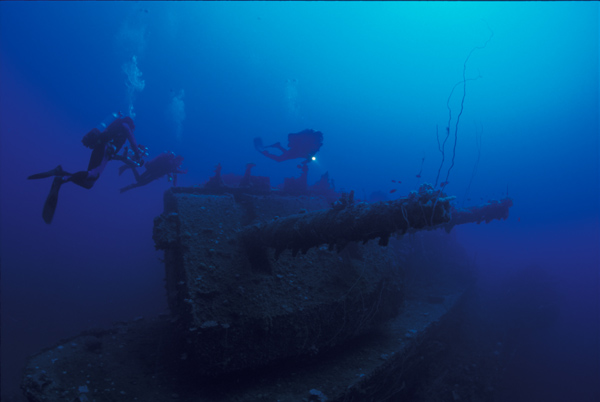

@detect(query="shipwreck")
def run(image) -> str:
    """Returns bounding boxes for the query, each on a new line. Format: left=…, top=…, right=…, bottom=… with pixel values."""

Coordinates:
left=22, top=181, right=514, bottom=402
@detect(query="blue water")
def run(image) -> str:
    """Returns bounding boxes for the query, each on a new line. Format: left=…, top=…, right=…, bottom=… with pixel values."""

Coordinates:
left=1, top=2, right=598, bottom=401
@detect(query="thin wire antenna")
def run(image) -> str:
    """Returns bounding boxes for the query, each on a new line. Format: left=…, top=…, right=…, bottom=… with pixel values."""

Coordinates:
left=430, top=22, right=494, bottom=223
left=434, top=76, right=483, bottom=188
left=443, top=24, right=494, bottom=187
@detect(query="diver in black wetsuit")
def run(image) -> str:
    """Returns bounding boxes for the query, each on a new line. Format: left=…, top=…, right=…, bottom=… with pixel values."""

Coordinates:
left=119, top=151, right=187, bottom=193
left=254, top=129, right=323, bottom=166
left=28, top=114, right=145, bottom=224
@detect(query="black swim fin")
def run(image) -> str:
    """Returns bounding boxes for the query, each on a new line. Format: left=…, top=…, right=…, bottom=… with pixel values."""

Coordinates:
left=28, top=165, right=65, bottom=180
left=42, top=177, right=63, bottom=224
left=118, top=164, right=131, bottom=176
left=119, top=182, right=139, bottom=194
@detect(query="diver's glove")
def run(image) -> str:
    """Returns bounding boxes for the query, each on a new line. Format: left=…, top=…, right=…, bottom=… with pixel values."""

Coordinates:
left=137, top=144, right=149, bottom=158
left=126, top=146, right=146, bottom=167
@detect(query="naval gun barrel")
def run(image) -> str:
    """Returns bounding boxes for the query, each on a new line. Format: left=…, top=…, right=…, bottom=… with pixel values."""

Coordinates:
left=443, top=198, right=513, bottom=232
left=240, top=186, right=455, bottom=258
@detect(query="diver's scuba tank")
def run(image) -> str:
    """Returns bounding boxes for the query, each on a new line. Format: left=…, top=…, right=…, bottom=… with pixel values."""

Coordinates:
left=82, top=112, right=123, bottom=149
left=96, top=111, right=123, bottom=131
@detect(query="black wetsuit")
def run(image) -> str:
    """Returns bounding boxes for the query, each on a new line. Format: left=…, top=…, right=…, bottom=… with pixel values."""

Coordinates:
left=256, top=129, right=323, bottom=164
left=68, top=116, right=141, bottom=189
left=120, top=152, right=186, bottom=193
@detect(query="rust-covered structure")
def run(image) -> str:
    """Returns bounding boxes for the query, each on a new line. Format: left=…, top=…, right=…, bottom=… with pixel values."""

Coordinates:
left=152, top=188, right=408, bottom=376
left=22, top=184, right=515, bottom=402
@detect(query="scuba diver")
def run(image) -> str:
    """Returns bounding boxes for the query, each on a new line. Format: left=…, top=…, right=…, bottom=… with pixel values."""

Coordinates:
left=119, top=151, right=187, bottom=193
left=254, top=129, right=323, bottom=166
left=27, top=113, right=146, bottom=224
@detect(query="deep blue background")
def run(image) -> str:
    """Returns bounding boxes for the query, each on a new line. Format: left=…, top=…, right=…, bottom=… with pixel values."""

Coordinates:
left=1, top=3, right=598, bottom=401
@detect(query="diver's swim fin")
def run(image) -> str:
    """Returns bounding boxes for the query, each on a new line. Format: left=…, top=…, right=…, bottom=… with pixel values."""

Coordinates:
left=42, top=177, right=63, bottom=224
left=28, top=165, right=65, bottom=180
left=119, top=183, right=138, bottom=194
left=118, top=164, right=131, bottom=176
